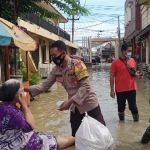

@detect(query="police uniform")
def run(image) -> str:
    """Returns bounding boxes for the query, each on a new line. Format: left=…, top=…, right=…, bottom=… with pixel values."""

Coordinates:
left=29, top=58, right=106, bottom=136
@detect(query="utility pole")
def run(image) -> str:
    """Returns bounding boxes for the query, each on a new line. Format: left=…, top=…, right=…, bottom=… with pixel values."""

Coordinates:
left=110, top=36, right=112, bottom=51
left=97, top=30, right=100, bottom=38
left=89, top=36, right=92, bottom=63
left=83, top=37, right=85, bottom=58
left=118, top=16, right=121, bottom=53
left=110, top=40, right=112, bottom=57
left=68, top=16, right=79, bottom=43
left=72, top=15, right=75, bottom=43
left=97, top=30, right=104, bottom=38
left=68, top=0, right=80, bottom=43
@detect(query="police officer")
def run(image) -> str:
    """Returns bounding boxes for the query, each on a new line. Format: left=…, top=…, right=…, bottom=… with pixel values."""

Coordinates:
left=24, top=40, right=106, bottom=136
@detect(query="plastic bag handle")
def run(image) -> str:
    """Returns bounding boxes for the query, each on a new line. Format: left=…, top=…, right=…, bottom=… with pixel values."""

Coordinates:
left=85, top=112, right=88, bottom=117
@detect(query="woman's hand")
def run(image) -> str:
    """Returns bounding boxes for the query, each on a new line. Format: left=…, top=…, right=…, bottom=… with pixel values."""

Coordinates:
left=18, top=92, right=27, bottom=106
left=18, top=92, right=35, bottom=129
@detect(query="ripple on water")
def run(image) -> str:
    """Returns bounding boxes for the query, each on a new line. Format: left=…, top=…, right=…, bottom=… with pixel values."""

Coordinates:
left=45, top=118, right=62, bottom=127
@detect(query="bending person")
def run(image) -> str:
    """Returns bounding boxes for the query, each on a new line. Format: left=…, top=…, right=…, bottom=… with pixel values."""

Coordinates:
left=24, top=40, right=105, bottom=137
left=0, top=79, right=74, bottom=150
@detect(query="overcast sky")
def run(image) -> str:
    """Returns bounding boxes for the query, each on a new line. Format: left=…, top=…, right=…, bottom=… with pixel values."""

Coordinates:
left=59, top=0, right=125, bottom=46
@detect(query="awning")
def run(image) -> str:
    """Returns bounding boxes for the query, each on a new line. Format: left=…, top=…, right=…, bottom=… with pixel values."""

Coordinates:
left=0, top=22, right=12, bottom=46
left=0, top=18, right=37, bottom=51
left=137, top=24, right=150, bottom=39
left=137, top=0, right=148, bottom=5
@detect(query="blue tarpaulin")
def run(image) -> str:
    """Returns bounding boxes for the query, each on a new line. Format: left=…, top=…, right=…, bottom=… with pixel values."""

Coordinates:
left=0, top=22, right=12, bottom=46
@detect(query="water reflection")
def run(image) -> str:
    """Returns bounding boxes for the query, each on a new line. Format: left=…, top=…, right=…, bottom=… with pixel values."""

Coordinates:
left=29, top=64, right=150, bottom=149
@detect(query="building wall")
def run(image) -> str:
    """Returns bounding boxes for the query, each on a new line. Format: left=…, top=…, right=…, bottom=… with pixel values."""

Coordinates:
left=36, top=1, right=67, bottom=24
left=140, top=1, right=150, bottom=64
left=125, top=0, right=135, bottom=39
left=18, top=21, right=78, bottom=72
left=18, top=19, right=78, bottom=50
left=124, top=0, right=141, bottom=39
left=136, top=4, right=141, bottom=30
left=141, top=0, right=150, bottom=29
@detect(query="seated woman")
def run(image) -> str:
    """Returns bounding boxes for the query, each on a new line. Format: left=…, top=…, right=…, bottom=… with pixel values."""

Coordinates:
left=0, top=79, right=75, bottom=150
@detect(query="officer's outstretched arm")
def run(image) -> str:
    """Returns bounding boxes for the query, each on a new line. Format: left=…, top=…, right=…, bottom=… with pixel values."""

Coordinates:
left=28, top=68, right=56, bottom=97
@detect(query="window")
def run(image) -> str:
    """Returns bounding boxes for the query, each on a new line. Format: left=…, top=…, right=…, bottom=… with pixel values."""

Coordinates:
left=125, top=2, right=132, bottom=27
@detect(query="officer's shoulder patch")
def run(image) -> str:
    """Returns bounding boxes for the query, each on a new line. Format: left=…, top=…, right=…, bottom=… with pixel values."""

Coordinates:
left=74, top=60, right=83, bottom=70
left=74, top=60, right=89, bottom=81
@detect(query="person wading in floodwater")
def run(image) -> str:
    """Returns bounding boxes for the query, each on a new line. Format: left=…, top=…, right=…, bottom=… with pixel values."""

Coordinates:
left=110, top=42, right=144, bottom=121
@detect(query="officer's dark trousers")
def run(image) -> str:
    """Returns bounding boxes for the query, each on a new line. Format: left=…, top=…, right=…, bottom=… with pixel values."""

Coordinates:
left=116, top=90, right=138, bottom=114
left=70, top=105, right=106, bottom=137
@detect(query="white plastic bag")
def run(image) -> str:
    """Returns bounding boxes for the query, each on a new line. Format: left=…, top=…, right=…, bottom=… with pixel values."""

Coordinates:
left=75, top=113, right=114, bottom=150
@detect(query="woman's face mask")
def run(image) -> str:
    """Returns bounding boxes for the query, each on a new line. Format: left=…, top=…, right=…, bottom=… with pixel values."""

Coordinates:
left=126, top=52, right=132, bottom=58
left=52, top=53, right=65, bottom=66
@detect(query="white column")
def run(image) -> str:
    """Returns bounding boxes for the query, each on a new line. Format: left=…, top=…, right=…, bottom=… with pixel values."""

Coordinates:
left=115, top=41, right=119, bottom=58
left=46, top=40, right=50, bottom=63
left=83, top=37, right=85, bottom=57
left=39, top=44, right=42, bottom=63
left=67, top=46, right=70, bottom=56
left=86, top=37, right=88, bottom=57
left=89, top=36, right=92, bottom=63
left=146, top=37, right=149, bottom=64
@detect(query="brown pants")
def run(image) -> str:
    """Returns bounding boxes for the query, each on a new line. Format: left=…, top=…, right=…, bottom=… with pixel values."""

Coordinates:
left=70, top=105, right=106, bottom=137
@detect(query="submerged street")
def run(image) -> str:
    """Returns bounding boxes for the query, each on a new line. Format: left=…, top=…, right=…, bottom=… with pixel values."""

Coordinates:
left=29, top=64, right=150, bottom=150
left=1, top=0, right=150, bottom=149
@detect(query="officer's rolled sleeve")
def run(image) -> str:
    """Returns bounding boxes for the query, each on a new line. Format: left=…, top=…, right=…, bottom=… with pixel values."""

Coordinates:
left=71, top=77, right=91, bottom=105
left=29, top=68, right=56, bottom=97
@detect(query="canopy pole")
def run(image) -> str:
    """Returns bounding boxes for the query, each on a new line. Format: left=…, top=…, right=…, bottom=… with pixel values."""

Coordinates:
left=5, top=47, right=10, bottom=80
left=14, top=48, right=16, bottom=75
left=26, top=51, right=29, bottom=82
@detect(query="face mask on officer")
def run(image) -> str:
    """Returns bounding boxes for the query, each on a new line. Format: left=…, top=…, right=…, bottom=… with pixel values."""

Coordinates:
left=52, top=52, right=66, bottom=66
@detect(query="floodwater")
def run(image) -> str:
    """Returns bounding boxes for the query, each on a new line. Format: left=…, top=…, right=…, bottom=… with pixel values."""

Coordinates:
left=29, top=63, right=150, bottom=150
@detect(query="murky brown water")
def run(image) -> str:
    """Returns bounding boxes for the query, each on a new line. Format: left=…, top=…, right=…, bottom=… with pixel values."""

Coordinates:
left=29, top=64, right=150, bottom=150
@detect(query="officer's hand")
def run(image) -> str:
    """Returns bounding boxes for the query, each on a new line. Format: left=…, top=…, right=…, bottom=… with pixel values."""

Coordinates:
left=110, top=91, right=115, bottom=98
left=58, top=99, right=73, bottom=111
